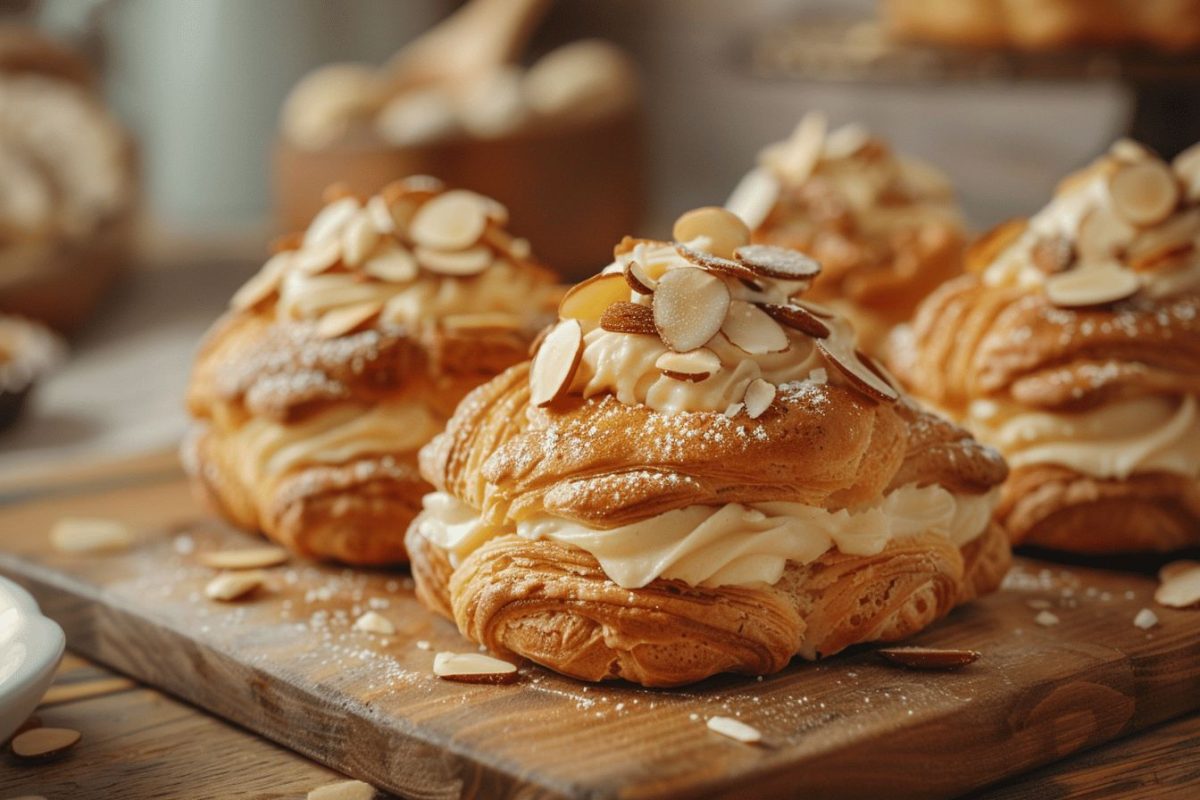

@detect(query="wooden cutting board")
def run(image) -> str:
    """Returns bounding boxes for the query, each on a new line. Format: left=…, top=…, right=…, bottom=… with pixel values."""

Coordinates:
left=2, top=452, right=1198, bottom=800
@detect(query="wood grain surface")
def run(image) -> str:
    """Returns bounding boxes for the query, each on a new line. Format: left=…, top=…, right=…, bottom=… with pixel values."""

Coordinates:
left=1, top=456, right=1199, bottom=799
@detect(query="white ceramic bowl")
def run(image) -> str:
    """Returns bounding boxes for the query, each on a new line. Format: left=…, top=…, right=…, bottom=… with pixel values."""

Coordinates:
left=0, top=576, right=65, bottom=742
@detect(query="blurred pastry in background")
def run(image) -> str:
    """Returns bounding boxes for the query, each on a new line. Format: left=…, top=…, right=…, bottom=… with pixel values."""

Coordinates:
left=275, top=0, right=643, bottom=277
left=184, top=178, right=560, bottom=564
left=726, top=113, right=965, bottom=357
left=891, top=140, right=1200, bottom=553
left=0, top=27, right=136, bottom=334
left=406, top=207, right=1009, bottom=687
left=0, top=314, right=62, bottom=432
left=881, top=0, right=1200, bottom=51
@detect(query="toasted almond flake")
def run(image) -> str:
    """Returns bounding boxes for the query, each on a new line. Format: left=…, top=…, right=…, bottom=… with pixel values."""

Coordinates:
left=204, top=570, right=265, bottom=602
left=50, top=517, right=133, bottom=554
left=724, top=402, right=744, bottom=418
left=706, top=716, right=762, bottom=744
left=1134, top=608, right=1159, bottom=630
left=734, top=244, right=821, bottom=280
left=1126, top=208, right=1200, bottom=270
left=353, top=611, right=396, bottom=635
left=433, top=651, right=519, bottom=684
left=823, top=123, right=871, bottom=160
left=1155, top=561, right=1200, bottom=608
left=675, top=243, right=759, bottom=281
left=1031, top=235, right=1074, bottom=275
left=294, top=237, right=342, bottom=275
left=383, top=174, right=445, bottom=203
left=1172, top=142, right=1200, bottom=202
left=362, top=242, right=419, bottom=282
left=672, top=206, right=751, bottom=259
left=1109, top=161, right=1180, bottom=227
left=1035, top=610, right=1060, bottom=627
left=761, top=303, right=829, bottom=339
left=725, top=167, right=780, bottom=231
left=197, top=546, right=288, bottom=571
left=743, top=378, right=776, bottom=418
left=653, top=267, right=730, bottom=352
left=1045, top=262, right=1140, bottom=308
left=1129, top=240, right=1195, bottom=273
left=415, top=245, right=492, bottom=276
left=307, top=779, right=377, bottom=800
left=613, top=235, right=672, bottom=258
left=1078, top=208, right=1136, bottom=263
left=721, top=301, right=789, bottom=354
left=966, top=218, right=1027, bottom=274
left=529, top=319, right=583, bottom=407
left=304, top=196, right=360, bottom=247
left=1110, top=138, right=1153, bottom=163
left=409, top=190, right=489, bottom=250
left=817, top=339, right=899, bottom=403
left=231, top=253, right=290, bottom=310
left=776, top=112, right=826, bottom=182
left=623, top=259, right=657, bottom=294
left=366, top=195, right=397, bottom=234
left=10, top=727, right=81, bottom=759
left=655, top=348, right=721, bottom=382
left=316, top=301, right=382, bottom=339
left=600, top=301, right=657, bottom=335
left=559, top=273, right=631, bottom=322
left=877, top=646, right=981, bottom=669
left=340, top=212, right=379, bottom=268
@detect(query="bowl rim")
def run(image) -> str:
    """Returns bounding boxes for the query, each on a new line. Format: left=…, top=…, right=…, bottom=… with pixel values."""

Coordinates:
left=0, top=575, right=65, bottom=709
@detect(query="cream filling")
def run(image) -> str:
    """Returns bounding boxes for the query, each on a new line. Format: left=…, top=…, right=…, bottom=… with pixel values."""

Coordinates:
left=228, top=400, right=443, bottom=488
left=968, top=394, right=1200, bottom=480
left=416, top=485, right=997, bottom=589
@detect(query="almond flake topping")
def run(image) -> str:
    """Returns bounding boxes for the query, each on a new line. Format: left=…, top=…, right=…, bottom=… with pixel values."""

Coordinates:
left=408, top=189, right=489, bottom=250
left=672, top=206, right=751, bottom=259
left=725, top=167, right=780, bottom=231
left=653, top=267, right=730, bottom=352
left=1172, top=142, right=1200, bottom=202
left=415, top=245, right=492, bottom=276
left=675, top=243, right=759, bottom=282
left=362, top=242, right=419, bottom=282
left=559, top=272, right=631, bottom=322
left=743, top=378, right=776, bottom=419
left=231, top=252, right=291, bottom=310
left=734, top=244, right=821, bottom=280
left=816, top=339, right=899, bottom=403
left=303, top=196, right=360, bottom=247
left=1045, top=262, right=1140, bottom=308
left=761, top=303, right=830, bottom=339
left=315, top=301, right=383, bottom=339
left=721, top=301, right=789, bottom=354
left=529, top=319, right=583, bottom=406
left=433, top=651, right=519, bottom=684
left=623, top=259, right=657, bottom=294
left=340, top=212, right=379, bottom=268
left=655, top=348, right=721, bottom=382
left=1109, top=160, right=1179, bottom=227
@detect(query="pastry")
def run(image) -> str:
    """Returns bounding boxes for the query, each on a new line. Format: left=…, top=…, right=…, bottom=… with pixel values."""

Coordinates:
left=890, top=140, right=1200, bottom=553
left=881, top=0, right=1200, bottom=51
left=405, top=206, right=1010, bottom=687
left=726, top=113, right=965, bottom=357
left=185, top=178, right=560, bottom=564
left=0, top=314, right=62, bottom=431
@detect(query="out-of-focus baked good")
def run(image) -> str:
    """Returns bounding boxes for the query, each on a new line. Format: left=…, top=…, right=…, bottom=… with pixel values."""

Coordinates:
left=726, top=113, right=965, bottom=357
left=185, top=178, right=560, bottom=564
left=881, top=0, right=1200, bottom=51
left=405, top=206, right=1009, bottom=687
left=890, top=140, right=1200, bottom=552
left=0, top=314, right=62, bottom=431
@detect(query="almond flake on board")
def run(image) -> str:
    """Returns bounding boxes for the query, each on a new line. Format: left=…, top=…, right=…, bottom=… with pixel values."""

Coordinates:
left=655, top=348, right=721, bottom=382
left=600, top=301, right=657, bottom=335
left=705, top=716, right=762, bottom=744
left=1109, top=160, right=1180, bottom=227
left=1035, top=610, right=1060, bottom=627
left=1133, top=609, right=1160, bottom=630
left=433, top=652, right=519, bottom=684
left=721, top=301, right=789, bottom=354
left=353, top=611, right=396, bottom=635
left=415, top=245, right=492, bottom=277
left=10, top=727, right=81, bottom=759
left=408, top=189, right=489, bottom=250
left=877, top=646, right=981, bottom=670
left=653, top=267, right=730, bottom=352
left=50, top=518, right=133, bottom=554
left=204, top=570, right=265, bottom=602
left=1155, top=560, right=1200, bottom=608
left=559, top=272, right=631, bottom=322
left=760, top=302, right=830, bottom=339
left=197, top=546, right=288, bottom=571
left=733, top=244, right=821, bottom=281
left=672, top=206, right=751, bottom=259
left=307, top=780, right=377, bottom=800
left=1044, top=263, right=1140, bottom=309
left=623, top=259, right=658, bottom=294
left=315, top=302, right=382, bottom=339
left=529, top=319, right=583, bottom=407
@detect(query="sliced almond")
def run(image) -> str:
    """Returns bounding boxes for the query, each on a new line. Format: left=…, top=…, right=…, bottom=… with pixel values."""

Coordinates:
left=1110, top=138, right=1154, bottom=163
left=10, top=727, right=81, bottom=759
left=823, top=122, right=872, bottom=160
left=1155, top=561, right=1200, bottom=608
left=760, top=303, right=830, bottom=339
left=817, top=339, right=899, bottom=403
left=600, top=301, right=657, bottom=335
left=559, top=272, right=631, bottom=322
left=734, top=244, right=821, bottom=280
left=433, top=651, right=519, bottom=684
left=315, top=301, right=382, bottom=339
left=409, top=189, right=489, bottom=250
left=204, top=570, right=265, bottom=602
left=776, top=112, right=827, bottom=182
left=231, top=253, right=291, bottom=311
left=672, top=206, right=751, bottom=259
left=655, top=348, right=721, bottom=382
left=353, top=610, right=396, bottom=635
left=623, top=259, right=657, bottom=294
left=878, top=646, right=981, bottom=669
left=415, top=245, right=492, bottom=277
left=50, top=517, right=133, bottom=554
left=613, top=235, right=671, bottom=258
left=366, top=194, right=398, bottom=234
left=1126, top=208, right=1200, bottom=271
left=705, top=716, right=762, bottom=744
left=197, top=546, right=288, bottom=570
left=653, top=267, right=731, bottom=352
left=340, top=212, right=379, bottom=268
left=1172, top=142, right=1200, bottom=202
left=675, top=243, right=759, bottom=281
left=307, top=779, right=377, bottom=800
left=294, top=237, right=342, bottom=275
left=304, top=196, right=360, bottom=247
left=1078, top=207, right=1137, bottom=264
left=1109, top=161, right=1180, bottom=227
left=1045, top=262, right=1140, bottom=308
left=362, top=242, right=419, bottom=283
left=721, top=301, right=789, bottom=354
left=743, top=378, right=776, bottom=419
left=383, top=174, right=445, bottom=203
left=1030, top=235, right=1074, bottom=275
left=724, top=166, right=780, bottom=231
left=529, top=319, right=583, bottom=407
left=1129, top=240, right=1195, bottom=273
left=966, top=218, right=1027, bottom=274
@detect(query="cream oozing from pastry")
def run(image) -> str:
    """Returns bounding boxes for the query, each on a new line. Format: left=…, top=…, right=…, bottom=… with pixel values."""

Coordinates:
left=228, top=400, right=443, bottom=488
left=416, top=484, right=996, bottom=588
left=967, top=393, right=1200, bottom=480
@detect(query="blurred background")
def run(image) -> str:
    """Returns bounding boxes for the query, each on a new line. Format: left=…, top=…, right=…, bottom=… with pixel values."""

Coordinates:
left=0, top=0, right=1182, bottom=474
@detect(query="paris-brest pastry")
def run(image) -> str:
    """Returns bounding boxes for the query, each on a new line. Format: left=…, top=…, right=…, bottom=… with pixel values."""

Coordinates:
left=185, top=178, right=559, bottom=564
left=891, top=140, right=1200, bottom=553
left=726, top=113, right=965, bottom=357
left=405, top=206, right=1010, bottom=687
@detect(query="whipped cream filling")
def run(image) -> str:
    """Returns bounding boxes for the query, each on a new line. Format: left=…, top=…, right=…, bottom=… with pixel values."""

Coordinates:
left=416, top=485, right=997, bottom=589
left=968, top=393, right=1200, bottom=480
left=228, top=400, right=443, bottom=488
